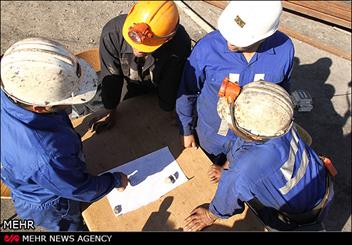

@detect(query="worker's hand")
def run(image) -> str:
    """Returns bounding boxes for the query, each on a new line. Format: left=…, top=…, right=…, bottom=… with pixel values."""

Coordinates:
left=208, top=161, right=230, bottom=183
left=114, top=172, right=129, bottom=192
left=184, top=205, right=218, bottom=232
left=181, top=135, right=198, bottom=149
left=88, top=109, right=116, bottom=134
left=208, top=164, right=223, bottom=183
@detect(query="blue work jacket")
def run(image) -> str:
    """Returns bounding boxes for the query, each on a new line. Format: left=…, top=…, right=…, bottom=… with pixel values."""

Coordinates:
left=1, top=91, right=120, bottom=206
left=209, top=128, right=329, bottom=219
left=176, top=30, right=294, bottom=155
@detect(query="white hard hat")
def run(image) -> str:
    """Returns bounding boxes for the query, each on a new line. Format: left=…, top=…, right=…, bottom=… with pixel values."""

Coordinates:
left=218, top=1, right=282, bottom=47
left=1, top=38, right=98, bottom=106
left=232, top=81, right=294, bottom=139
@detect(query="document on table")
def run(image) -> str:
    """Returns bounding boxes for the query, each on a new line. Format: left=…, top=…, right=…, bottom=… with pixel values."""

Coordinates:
left=103, top=147, right=188, bottom=216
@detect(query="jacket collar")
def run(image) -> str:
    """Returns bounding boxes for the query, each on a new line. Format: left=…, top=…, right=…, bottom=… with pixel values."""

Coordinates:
left=120, top=38, right=155, bottom=71
left=222, top=32, right=276, bottom=55
left=1, top=90, right=70, bottom=129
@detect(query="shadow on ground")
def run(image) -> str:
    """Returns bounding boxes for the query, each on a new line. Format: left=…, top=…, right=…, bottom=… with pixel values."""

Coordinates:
left=290, top=57, right=351, bottom=231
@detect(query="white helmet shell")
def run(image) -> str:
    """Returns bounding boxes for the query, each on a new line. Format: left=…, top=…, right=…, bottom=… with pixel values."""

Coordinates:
left=218, top=1, right=282, bottom=47
left=217, top=97, right=233, bottom=125
left=234, top=81, right=294, bottom=138
left=1, top=38, right=98, bottom=106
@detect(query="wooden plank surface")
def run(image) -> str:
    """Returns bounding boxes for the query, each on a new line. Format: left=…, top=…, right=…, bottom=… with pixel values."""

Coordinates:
left=202, top=0, right=228, bottom=10
left=283, top=1, right=351, bottom=29
left=286, top=1, right=351, bottom=22
left=1, top=181, right=11, bottom=199
left=278, top=26, right=351, bottom=60
left=72, top=95, right=264, bottom=231
left=203, top=1, right=351, bottom=29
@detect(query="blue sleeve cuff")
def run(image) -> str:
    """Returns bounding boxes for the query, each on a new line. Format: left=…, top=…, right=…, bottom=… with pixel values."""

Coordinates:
left=180, top=126, right=193, bottom=136
left=176, top=115, right=194, bottom=136
left=209, top=202, right=230, bottom=219
left=106, top=172, right=122, bottom=188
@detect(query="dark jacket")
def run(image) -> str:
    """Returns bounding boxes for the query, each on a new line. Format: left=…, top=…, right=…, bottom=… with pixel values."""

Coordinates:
left=99, top=15, right=191, bottom=111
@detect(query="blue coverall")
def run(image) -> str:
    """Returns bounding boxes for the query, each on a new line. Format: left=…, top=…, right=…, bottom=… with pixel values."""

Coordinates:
left=209, top=128, right=333, bottom=230
left=176, top=30, right=295, bottom=157
left=1, top=91, right=122, bottom=231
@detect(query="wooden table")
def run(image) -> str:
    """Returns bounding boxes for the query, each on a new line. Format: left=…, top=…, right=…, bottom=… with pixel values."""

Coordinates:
left=73, top=95, right=264, bottom=231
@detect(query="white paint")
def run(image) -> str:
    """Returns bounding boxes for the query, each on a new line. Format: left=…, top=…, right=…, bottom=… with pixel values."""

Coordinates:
left=254, top=73, right=265, bottom=81
left=229, top=73, right=240, bottom=83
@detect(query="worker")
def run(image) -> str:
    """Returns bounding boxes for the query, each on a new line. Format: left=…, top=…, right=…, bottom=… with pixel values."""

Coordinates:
left=87, top=1, right=191, bottom=133
left=176, top=1, right=294, bottom=166
left=0, top=38, right=129, bottom=231
left=184, top=81, right=334, bottom=231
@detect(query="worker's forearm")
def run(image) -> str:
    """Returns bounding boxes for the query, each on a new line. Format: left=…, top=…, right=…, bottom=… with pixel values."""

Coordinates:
left=101, top=75, right=124, bottom=110
left=208, top=169, right=246, bottom=218
left=33, top=164, right=118, bottom=203
left=60, top=173, right=118, bottom=203
left=176, top=94, right=198, bottom=135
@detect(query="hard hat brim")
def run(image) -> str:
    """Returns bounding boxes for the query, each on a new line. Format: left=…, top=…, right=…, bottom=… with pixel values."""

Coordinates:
left=122, top=17, right=163, bottom=53
left=49, top=58, right=98, bottom=106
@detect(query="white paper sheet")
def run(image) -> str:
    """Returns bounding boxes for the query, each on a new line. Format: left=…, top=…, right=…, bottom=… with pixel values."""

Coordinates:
left=103, top=147, right=188, bottom=216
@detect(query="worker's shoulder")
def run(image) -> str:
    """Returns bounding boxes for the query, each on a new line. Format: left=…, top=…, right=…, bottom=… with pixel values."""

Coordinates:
left=190, top=30, right=225, bottom=57
left=195, top=30, right=223, bottom=48
left=34, top=126, right=82, bottom=160
left=231, top=142, right=283, bottom=179
left=101, top=14, right=127, bottom=36
left=267, top=31, right=294, bottom=53
left=160, top=24, right=191, bottom=55
left=173, top=24, right=192, bottom=47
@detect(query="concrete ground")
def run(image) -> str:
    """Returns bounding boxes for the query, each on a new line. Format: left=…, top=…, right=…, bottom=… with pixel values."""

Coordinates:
left=1, top=1, right=351, bottom=232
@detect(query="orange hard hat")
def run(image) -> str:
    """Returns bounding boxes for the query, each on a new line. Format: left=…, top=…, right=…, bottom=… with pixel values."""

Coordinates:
left=122, top=1, right=179, bottom=53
